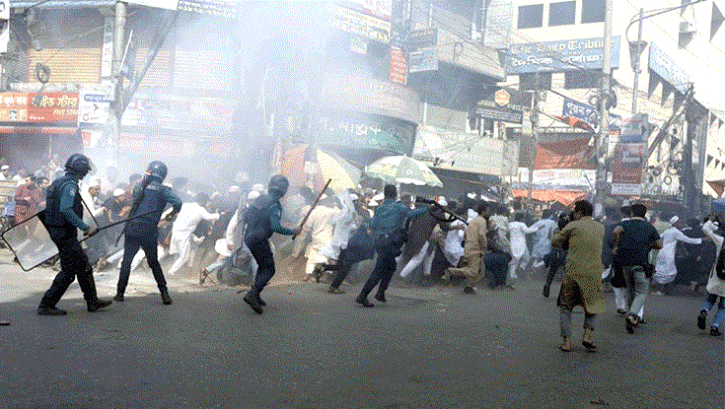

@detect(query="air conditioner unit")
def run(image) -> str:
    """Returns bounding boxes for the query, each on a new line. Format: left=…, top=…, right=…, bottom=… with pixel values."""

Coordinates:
left=680, top=19, right=697, bottom=34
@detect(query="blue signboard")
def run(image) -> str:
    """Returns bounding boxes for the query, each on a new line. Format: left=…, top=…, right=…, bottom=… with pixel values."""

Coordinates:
left=506, top=37, right=621, bottom=75
left=619, top=113, right=650, bottom=143
left=562, top=97, right=621, bottom=131
left=648, top=43, right=689, bottom=94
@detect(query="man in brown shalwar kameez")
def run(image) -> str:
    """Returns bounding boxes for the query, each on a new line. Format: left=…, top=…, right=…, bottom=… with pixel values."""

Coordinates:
left=551, top=200, right=605, bottom=352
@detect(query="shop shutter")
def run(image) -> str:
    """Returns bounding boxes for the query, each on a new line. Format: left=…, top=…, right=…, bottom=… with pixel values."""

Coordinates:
left=173, top=49, right=228, bottom=90
left=426, top=105, right=468, bottom=131
left=26, top=48, right=101, bottom=83
left=133, top=48, right=173, bottom=87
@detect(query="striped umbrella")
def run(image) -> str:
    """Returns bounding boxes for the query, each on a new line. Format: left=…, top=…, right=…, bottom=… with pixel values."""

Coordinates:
left=365, top=155, right=443, bottom=188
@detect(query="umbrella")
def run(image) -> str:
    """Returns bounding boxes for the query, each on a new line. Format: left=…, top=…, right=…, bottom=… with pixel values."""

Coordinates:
left=281, top=144, right=361, bottom=194
left=365, top=155, right=443, bottom=187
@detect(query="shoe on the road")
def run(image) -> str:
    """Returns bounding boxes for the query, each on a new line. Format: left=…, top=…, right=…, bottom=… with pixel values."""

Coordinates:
left=710, top=326, right=722, bottom=336
left=698, top=310, right=707, bottom=330
left=356, top=296, right=374, bottom=308
left=374, top=293, right=386, bottom=303
left=328, top=286, right=345, bottom=294
left=87, top=299, right=112, bottom=312
left=463, top=286, right=476, bottom=294
left=37, top=306, right=67, bottom=316
left=160, top=289, right=172, bottom=305
left=542, top=285, right=550, bottom=298
left=616, top=309, right=627, bottom=315
left=504, top=284, right=516, bottom=291
left=113, top=293, right=124, bottom=302
left=257, top=296, right=266, bottom=306
left=243, top=293, right=263, bottom=314
left=0, top=320, right=9, bottom=326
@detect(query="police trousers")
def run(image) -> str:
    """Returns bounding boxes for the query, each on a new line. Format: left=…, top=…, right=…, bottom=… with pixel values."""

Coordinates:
left=39, top=228, right=97, bottom=306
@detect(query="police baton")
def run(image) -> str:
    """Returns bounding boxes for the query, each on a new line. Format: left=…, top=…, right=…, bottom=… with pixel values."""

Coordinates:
left=293, top=178, right=333, bottom=241
left=80, top=209, right=161, bottom=244
left=415, top=197, right=468, bottom=225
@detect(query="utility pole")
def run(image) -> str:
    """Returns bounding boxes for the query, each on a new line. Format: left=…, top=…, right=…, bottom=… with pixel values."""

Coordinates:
left=527, top=73, right=539, bottom=205
left=595, top=0, right=613, bottom=211
left=631, top=8, right=643, bottom=114
left=107, top=0, right=127, bottom=153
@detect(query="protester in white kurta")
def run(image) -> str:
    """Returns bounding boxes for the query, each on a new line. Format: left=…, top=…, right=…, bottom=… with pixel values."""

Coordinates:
left=508, top=214, right=540, bottom=280
left=320, top=191, right=359, bottom=261
left=530, top=210, right=558, bottom=263
left=443, top=219, right=466, bottom=267
left=293, top=200, right=340, bottom=280
left=654, top=216, right=702, bottom=285
left=168, top=194, right=219, bottom=275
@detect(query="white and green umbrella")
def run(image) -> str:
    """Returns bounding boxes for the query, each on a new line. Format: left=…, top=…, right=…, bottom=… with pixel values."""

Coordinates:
left=365, top=155, right=443, bottom=188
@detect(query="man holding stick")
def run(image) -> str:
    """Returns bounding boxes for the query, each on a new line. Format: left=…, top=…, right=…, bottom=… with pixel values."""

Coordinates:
left=242, top=175, right=305, bottom=314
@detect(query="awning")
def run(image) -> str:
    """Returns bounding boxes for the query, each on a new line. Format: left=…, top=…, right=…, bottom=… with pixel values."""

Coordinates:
left=0, top=126, right=77, bottom=134
left=512, top=189, right=585, bottom=207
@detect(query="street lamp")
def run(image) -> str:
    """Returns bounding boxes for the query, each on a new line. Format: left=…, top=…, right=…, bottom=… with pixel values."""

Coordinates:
left=626, top=0, right=707, bottom=114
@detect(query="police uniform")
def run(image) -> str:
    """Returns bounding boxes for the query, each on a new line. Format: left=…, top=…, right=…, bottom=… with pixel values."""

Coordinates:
left=38, top=154, right=112, bottom=315
left=242, top=175, right=295, bottom=314
left=356, top=195, right=428, bottom=307
left=115, top=161, right=182, bottom=304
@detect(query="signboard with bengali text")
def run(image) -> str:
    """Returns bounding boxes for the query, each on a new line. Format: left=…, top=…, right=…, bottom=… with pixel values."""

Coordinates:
left=506, top=37, right=620, bottom=75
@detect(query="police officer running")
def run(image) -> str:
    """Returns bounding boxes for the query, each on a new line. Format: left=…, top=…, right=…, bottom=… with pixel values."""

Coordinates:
left=356, top=184, right=429, bottom=308
left=242, top=175, right=300, bottom=314
left=114, top=161, right=182, bottom=305
left=37, top=154, right=112, bottom=315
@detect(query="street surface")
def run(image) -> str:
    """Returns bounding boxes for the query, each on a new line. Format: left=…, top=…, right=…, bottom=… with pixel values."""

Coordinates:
left=0, top=249, right=723, bottom=408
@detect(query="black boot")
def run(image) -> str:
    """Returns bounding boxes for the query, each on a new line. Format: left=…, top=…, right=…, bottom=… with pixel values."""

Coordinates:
left=374, top=292, right=387, bottom=302
left=160, top=288, right=172, bottom=305
left=87, top=298, right=112, bottom=312
left=356, top=295, right=374, bottom=308
left=37, top=305, right=67, bottom=316
left=243, top=289, right=263, bottom=314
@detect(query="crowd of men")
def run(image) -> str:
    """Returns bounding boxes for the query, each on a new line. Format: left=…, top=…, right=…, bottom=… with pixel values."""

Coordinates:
left=0, top=154, right=723, bottom=349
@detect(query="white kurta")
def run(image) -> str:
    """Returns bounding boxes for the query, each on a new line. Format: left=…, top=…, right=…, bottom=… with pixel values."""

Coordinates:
left=530, top=218, right=557, bottom=260
left=169, top=202, right=219, bottom=274
left=443, top=220, right=466, bottom=266
left=654, top=226, right=702, bottom=285
left=701, top=220, right=725, bottom=297
left=294, top=205, right=339, bottom=276
left=320, top=192, right=358, bottom=260
left=508, top=221, right=538, bottom=259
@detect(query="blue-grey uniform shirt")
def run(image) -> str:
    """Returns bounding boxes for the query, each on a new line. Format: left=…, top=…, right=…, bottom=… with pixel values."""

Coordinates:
left=370, top=199, right=428, bottom=236
left=58, top=175, right=88, bottom=231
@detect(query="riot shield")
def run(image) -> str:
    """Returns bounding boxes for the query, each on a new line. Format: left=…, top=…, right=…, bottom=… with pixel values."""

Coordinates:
left=1, top=211, right=60, bottom=271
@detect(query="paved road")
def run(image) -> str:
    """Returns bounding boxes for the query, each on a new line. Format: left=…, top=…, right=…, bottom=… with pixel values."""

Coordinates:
left=0, top=251, right=723, bottom=408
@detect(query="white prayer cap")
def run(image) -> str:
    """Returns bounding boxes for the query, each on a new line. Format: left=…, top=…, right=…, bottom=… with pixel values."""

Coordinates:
left=350, top=193, right=359, bottom=200
left=467, top=193, right=477, bottom=199
left=438, top=197, right=448, bottom=207
left=113, top=188, right=125, bottom=197
left=89, top=177, right=102, bottom=188
left=368, top=199, right=379, bottom=206
left=1, top=165, right=8, bottom=170
left=247, top=190, right=261, bottom=200
left=228, top=185, right=241, bottom=193
left=252, top=183, right=265, bottom=192
left=669, top=215, right=679, bottom=225
left=372, top=193, right=384, bottom=201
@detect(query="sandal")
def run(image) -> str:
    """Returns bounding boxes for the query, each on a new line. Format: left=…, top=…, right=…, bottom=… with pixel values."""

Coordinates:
left=559, top=338, right=572, bottom=352
left=710, top=326, right=722, bottom=336
left=698, top=310, right=707, bottom=330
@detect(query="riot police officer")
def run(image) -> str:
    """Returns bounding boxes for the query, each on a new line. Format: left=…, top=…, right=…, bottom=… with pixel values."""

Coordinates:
left=242, top=175, right=300, bottom=314
left=115, top=161, right=182, bottom=305
left=37, top=154, right=112, bottom=315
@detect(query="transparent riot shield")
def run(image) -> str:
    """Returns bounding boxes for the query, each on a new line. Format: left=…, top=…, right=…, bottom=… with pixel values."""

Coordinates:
left=1, top=211, right=60, bottom=271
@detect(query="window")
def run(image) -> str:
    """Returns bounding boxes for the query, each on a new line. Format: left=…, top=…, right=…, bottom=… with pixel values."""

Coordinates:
left=581, top=0, right=605, bottom=23
left=549, top=1, right=576, bottom=26
left=518, top=4, right=544, bottom=29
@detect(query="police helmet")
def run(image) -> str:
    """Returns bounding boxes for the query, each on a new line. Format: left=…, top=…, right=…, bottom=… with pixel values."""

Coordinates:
left=147, top=161, right=168, bottom=182
left=64, top=153, right=92, bottom=177
left=268, top=175, right=289, bottom=198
